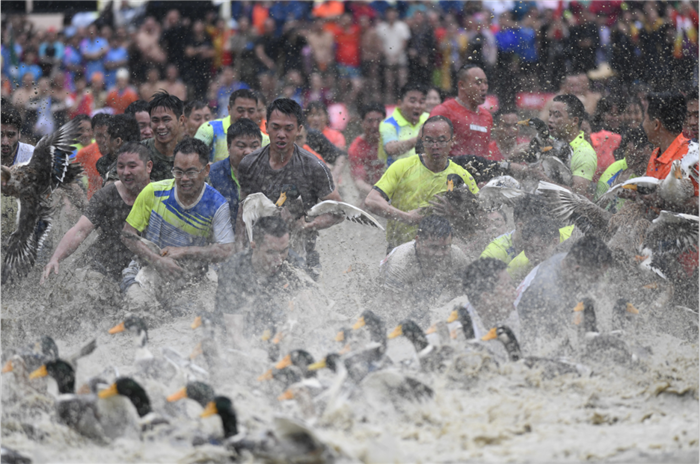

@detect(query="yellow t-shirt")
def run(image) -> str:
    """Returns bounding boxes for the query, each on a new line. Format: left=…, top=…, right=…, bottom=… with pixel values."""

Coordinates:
left=378, top=107, right=429, bottom=165
left=569, top=131, right=597, bottom=181
left=480, top=225, right=575, bottom=282
left=374, top=154, right=478, bottom=248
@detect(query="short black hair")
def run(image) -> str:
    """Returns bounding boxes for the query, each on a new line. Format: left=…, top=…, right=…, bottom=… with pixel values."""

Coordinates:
left=521, top=215, right=559, bottom=243
left=226, top=118, right=262, bottom=147
left=686, top=89, right=699, bottom=103
left=91, top=113, right=111, bottom=129
left=421, top=115, right=454, bottom=137
left=173, top=137, right=209, bottom=166
left=567, top=235, right=613, bottom=269
left=456, top=64, right=482, bottom=83
left=513, top=194, right=548, bottom=224
left=613, top=127, right=649, bottom=161
left=184, top=100, right=210, bottom=118
left=0, top=104, right=22, bottom=131
left=305, top=101, right=328, bottom=118
left=360, top=102, right=386, bottom=120
left=462, top=258, right=508, bottom=305
left=493, top=107, right=518, bottom=125
left=149, top=90, right=184, bottom=118
left=254, top=90, right=267, bottom=106
left=592, top=96, right=626, bottom=131
left=117, top=141, right=151, bottom=165
left=553, top=94, right=586, bottom=127
left=399, top=82, right=427, bottom=100
left=107, top=114, right=140, bottom=143
left=73, top=114, right=91, bottom=126
left=416, top=215, right=452, bottom=240
left=253, top=215, right=289, bottom=244
left=125, top=100, right=150, bottom=116
left=266, top=98, right=304, bottom=126
left=646, top=92, right=687, bottom=134
left=228, top=88, right=258, bottom=108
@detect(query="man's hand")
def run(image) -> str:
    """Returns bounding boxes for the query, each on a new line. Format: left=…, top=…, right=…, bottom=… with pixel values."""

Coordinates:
left=428, top=195, right=458, bottom=218
left=160, top=246, right=191, bottom=261
left=40, top=259, right=60, bottom=284
left=404, top=208, right=424, bottom=225
left=154, top=256, right=185, bottom=280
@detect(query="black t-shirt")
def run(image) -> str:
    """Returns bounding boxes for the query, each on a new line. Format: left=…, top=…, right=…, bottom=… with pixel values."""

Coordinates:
left=81, top=183, right=134, bottom=280
left=239, top=144, right=335, bottom=210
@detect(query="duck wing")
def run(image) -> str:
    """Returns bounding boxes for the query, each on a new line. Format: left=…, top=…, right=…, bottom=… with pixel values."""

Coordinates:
left=644, top=211, right=699, bottom=253
left=66, top=338, right=98, bottom=367
left=478, top=176, right=524, bottom=210
left=242, top=193, right=279, bottom=241
left=29, top=119, right=83, bottom=191
left=2, top=196, right=52, bottom=284
left=536, top=181, right=613, bottom=238
left=306, top=200, right=385, bottom=230
left=597, top=176, right=661, bottom=205
left=541, top=155, right=573, bottom=186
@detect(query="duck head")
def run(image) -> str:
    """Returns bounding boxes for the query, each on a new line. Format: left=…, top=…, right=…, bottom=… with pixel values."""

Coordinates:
left=447, top=305, right=476, bottom=340
left=109, top=316, right=149, bottom=347
left=307, top=353, right=341, bottom=373
left=388, top=320, right=430, bottom=352
left=29, top=359, right=75, bottom=394
left=612, top=298, right=639, bottom=332
left=482, top=325, right=522, bottom=361
left=167, top=381, right=215, bottom=408
left=99, top=377, right=152, bottom=417
left=573, top=298, right=598, bottom=334
left=353, top=310, right=386, bottom=346
left=201, top=396, right=238, bottom=438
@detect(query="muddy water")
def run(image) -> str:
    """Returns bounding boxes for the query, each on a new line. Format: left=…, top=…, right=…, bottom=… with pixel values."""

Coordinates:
left=2, top=179, right=698, bottom=463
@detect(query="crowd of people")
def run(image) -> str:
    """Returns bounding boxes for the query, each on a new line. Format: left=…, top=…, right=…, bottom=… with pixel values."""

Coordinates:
left=1, top=1, right=698, bottom=352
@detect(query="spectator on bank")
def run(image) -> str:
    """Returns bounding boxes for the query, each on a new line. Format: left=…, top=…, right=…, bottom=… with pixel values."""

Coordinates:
left=80, top=24, right=107, bottom=82
left=305, top=101, right=346, bottom=150
left=215, top=66, right=249, bottom=118
left=157, top=64, right=187, bottom=102
left=106, top=68, right=139, bottom=115
left=377, top=7, right=411, bottom=104
left=359, top=15, right=383, bottom=102
left=103, top=33, right=129, bottom=90
left=185, top=20, right=215, bottom=100
left=139, top=66, right=160, bottom=102
left=68, top=75, right=94, bottom=119
left=349, top=102, right=386, bottom=198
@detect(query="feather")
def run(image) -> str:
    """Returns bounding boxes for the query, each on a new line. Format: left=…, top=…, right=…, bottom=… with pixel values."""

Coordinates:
left=241, top=193, right=280, bottom=241
left=536, top=181, right=613, bottom=238
left=478, top=176, right=524, bottom=209
left=596, top=176, right=661, bottom=204
left=644, top=211, right=699, bottom=253
left=306, top=200, right=385, bottom=230
left=2, top=197, right=52, bottom=284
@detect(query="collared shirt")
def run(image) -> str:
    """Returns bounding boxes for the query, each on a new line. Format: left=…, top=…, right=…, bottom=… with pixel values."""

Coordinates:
left=196, top=115, right=270, bottom=163
left=569, top=131, right=598, bottom=181
left=378, top=107, right=429, bottom=165
left=646, top=133, right=699, bottom=196
left=595, top=158, right=629, bottom=200
left=208, top=157, right=239, bottom=229
left=374, top=154, right=479, bottom=249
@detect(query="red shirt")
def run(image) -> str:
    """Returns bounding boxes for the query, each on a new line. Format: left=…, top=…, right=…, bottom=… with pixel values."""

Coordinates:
left=328, top=24, right=361, bottom=68
left=75, top=142, right=103, bottom=199
left=590, top=130, right=621, bottom=184
left=106, top=87, right=139, bottom=114
left=487, top=140, right=505, bottom=162
left=348, top=135, right=383, bottom=185
left=430, top=99, right=493, bottom=158
left=646, top=133, right=698, bottom=196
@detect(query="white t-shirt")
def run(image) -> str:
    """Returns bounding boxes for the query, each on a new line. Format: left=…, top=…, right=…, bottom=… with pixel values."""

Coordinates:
left=376, top=21, right=411, bottom=66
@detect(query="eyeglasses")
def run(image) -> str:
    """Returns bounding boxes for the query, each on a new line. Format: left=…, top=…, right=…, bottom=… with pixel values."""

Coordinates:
left=171, top=167, right=206, bottom=178
left=423, top=137, right=452, bottom=146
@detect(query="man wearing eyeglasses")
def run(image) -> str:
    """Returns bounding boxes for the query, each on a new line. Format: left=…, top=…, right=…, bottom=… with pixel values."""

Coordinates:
left=121, top=137, right=235, bottom=315
left=365, top=115, right=479, bottom=253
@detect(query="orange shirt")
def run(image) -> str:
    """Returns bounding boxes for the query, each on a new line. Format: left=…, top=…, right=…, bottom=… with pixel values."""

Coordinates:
left=323, top=126, right=346, bottom=150
left=106, top=87, right=139, bottom=114
left=646, top=133, right=699, bottom=195
left=303, top=144, right=327, bottom=164
left=75, top=142, right=103, bottom=199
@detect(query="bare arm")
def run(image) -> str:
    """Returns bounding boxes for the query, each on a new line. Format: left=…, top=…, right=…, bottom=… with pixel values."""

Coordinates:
left=255, top=44, right=275, bottom=69
left=160, top=243, right=234, bottom=263
left=364, top=188, right=423, bottom=225
left=384, top=137, right=418, bottom=158
left=298, top=188, right=345, bottom=232
left=331, top=156, right=347, bottom=186
left=121, top=222, right=185, bottom=280
left=352, top=176, right=374, bottom=198
left=41, top=216, right=95, bottom=283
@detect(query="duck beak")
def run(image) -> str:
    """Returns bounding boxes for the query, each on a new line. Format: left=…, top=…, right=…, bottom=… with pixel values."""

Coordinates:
left=261, top=329, right=272, bottom=341
left=626, top=302, right=640, bottom=314
left=108, top=321, right=126, bottom=334
left=339, top=344, right=352, bottom=355
left=643, top=282, right=659, bottom=290
left=447, top=180, right=454, bottom=192
left=425, top=324, right=437, bottom=335
left=2, top=360, right=13, bottom=373
left=450, top=328, right=459, bottom=339
left=573, top=301, right=585, bottom=312
left=542, top=146, right=553, bottom=152
left=335, top=331, right=345, bottom=342
left=447, top=310, right=459, bottom=323
left=257, top=369, right=274, bottom=381
left=307, top=359, right=327, bottom=371
left=167, top=387, right=188, bottom=402
left=275, top=192, right=288, bottom=207
left=387, top=324, right=403, bottom=339
left=272, top=332, right=283, bottom=344
left=191, top=316, right=202, bottom=329
left=634, top=255, right=647, bottom=262
left=674, top=165, right=683, bottom=179
left=517, top=119, right=530, bottom=126
left=481, top=327, right=498, bottom=341
left=189, top=342, right=203, bottom=360
left=98, top=382, right=119, bottom=399
left=278, top=389, right=294, bottom=401
left=28, top=364, right=47, bottom=380
left=622, top=184, right=638, bottom=191
left=275, top=354, right=292, bottom=370
left=352, top=316, right=366, bottom=330
left=201, top=401, right=218, bottom=418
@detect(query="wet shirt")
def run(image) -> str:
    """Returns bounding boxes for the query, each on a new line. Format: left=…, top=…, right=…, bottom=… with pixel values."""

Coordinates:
left=238, top=144, right=335, bottom=210
left=595, top=158, right=632, bottom=205
left=348, top=135, right=384, bottom=185
left=569, top=131, right=597, bottom=181
left=215, top=248, right=312, bottom=331
left=374, top=154, right=478, bottom=249
left=126, top=179, right=234, bottom=249
left=430, top=99, right=493, bottom=158
left=141, top=138, right=175, bottom=182
left=82, top=183, right=134, bottom=280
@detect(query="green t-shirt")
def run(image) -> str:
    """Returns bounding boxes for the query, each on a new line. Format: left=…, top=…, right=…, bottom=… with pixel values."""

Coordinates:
left=374, top=154, right=479, bottom=248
